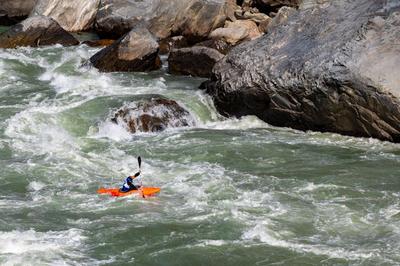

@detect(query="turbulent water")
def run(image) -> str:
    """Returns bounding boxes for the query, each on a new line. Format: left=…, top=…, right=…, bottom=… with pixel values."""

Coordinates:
left=0, top=41, right=400, bottom=266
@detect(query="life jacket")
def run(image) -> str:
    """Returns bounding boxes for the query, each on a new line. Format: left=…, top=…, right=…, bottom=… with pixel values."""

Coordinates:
left=120, top=176, right=140, bottom=192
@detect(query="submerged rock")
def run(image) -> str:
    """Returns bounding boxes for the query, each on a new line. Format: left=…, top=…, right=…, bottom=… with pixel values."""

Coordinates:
left=168, top=46, right=224, bottom=78
left=111, top=98, right=196, bottom=133
left=89, top=27, right=161, bottom=72
left=0, top=15, right=79, bottom=48
left=94, top=0, right=236, bottom=41
left=32, top=0, right=100, bottom=32
left=204, top=0, right=400, bottom=142
left=0, top=0, right=37, bottom=25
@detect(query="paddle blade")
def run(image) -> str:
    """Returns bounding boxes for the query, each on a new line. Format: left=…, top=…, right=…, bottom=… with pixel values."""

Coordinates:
left=138, top=156, right=142, bottom=169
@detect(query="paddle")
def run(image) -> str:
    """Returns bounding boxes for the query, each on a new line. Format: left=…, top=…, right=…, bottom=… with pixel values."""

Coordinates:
left=135, top=156, right=145, bottom=198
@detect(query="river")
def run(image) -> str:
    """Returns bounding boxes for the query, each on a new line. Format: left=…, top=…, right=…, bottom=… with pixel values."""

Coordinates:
left=0, top=41, right=399, bottom=265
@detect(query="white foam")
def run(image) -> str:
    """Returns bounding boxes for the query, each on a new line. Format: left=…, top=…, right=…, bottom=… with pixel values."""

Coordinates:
left=204, top=115, right=270, bottom=130
left=242, top=222, right=377, bottom=260
left=93, top=121, right=132, bottom=141
left=0, top=229, right=85, bottom=265
left=27, top=181, right=46, bottom=191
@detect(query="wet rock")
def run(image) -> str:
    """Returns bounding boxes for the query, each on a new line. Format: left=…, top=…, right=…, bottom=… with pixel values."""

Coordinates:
left=204, top=0, right=400, bottom=142
left=32, top=0, right=100, bottom=32
left=94, top=0, right=236, bottom=41
left=0, top=15, right=79, bottom=48
left=111, top=98, right=195, bottom=133
left=168, top=46, right=224, bottom=78
left=89, top=27, right=161, bottom=72
left=0, top=0, right=37, bottom=25
left=209, top=19, right=261, bottom=45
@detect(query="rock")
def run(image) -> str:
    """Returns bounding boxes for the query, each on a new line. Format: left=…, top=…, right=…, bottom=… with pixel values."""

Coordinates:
left=0, top=15, right=79, bottom=48
left=267, top=6, right=296, bottom=30
left=31, top=0, right=100, bottom=32
left=111, top=98, right=196, bottom=133
left=203, top=0, right=400, bottom=142
left=94, top=0, right=237, bottom=41
left=89, top=27, right=161, bottom=72
left=0, top=0, right=37, bottom=25
left=209, top=19, right=261, bottom=45
left=159, top=36, right=189, bottom=55
left=194, top=39, right=232, bottom=55
left=168, top=46, right=224, bottom=78
left=256, top=0, right=300, bottom=7
left=82, top=39, right=115, bottom=47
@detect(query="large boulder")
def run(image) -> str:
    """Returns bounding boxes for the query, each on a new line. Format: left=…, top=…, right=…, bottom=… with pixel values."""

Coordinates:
left=94, top=0, right=236, bottom=41
left=89, top=27, right=161, bottom=72
left=168, top=46, right=224, bottom=78
left=111, top=98, right=196, bottom=133
left=31, top=0, right=100, bottom=32
left=0, top=15, right=79, bottom=48
left=0, top=0, right=37, bottom=25
left=203, top=0, right=400, bottom=142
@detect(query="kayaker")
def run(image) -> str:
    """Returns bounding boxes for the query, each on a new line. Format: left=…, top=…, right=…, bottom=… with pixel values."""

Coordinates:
left=119, top=172, right=141, bottom=193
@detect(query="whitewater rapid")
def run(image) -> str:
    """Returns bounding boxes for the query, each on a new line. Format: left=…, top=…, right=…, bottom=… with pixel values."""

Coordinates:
left=1, top=44, right=400, bottom=265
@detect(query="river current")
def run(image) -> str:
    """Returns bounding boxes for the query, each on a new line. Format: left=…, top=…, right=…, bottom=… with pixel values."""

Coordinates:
left=0, top=41, right=399, bottom=265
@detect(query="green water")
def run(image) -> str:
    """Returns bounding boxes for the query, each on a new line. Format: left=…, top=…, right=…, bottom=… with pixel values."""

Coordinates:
left=0, top=45, right=399, bottom=266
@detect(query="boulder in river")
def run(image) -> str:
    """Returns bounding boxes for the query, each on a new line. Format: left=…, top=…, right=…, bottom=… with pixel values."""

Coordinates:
left=168, top=46, right=224, bottom=78
left=111, top=98, right=196, bottom=133
left=0, top=15, right=79, bottom=48
left=94, top=0, right=236, bottom=41
left=89, top=27, right=161, bottom=72
left=203, top=0, right=400, bottom=142
left=0, top=0, right=37, bottom=25
left=31, top=0, right=100, bottom=32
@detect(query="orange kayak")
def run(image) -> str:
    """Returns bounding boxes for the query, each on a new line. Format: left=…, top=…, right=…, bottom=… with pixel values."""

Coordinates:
left=97, top=187, right=161, bottom=197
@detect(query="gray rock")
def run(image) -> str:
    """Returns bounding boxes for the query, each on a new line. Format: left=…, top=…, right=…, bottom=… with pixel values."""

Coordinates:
left=0, top=15, right=79, bottom=48
left=31, top=0, right=100, bottom=32
left=111, top=98, right=196, bottom=133
left=94, top=0, right=236, bottom=41
left=203, top=0, right=400, bottom=142
left=0, top=0, right=37, bottom=25
left=89, top=27, right=161, bottom=72
left=168, top=46, right=224, bottom=78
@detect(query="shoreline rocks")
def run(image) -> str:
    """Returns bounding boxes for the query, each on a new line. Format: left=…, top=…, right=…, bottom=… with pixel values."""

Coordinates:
left=0, top=15, right=79, bottom=48
left=89, top=27, right=161, bottom=72
left=203, top=0, right=400, bottom=142
left=0, top=0, right=37, bottom=25
left=31, top=0, right=100, bottom=32
left=94, top=0, right=236, bottom=41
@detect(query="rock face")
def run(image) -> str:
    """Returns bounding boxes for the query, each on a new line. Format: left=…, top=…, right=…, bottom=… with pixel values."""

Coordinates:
left=0, top=16, right=79, bottom=48
left=0, top=0, right=37, bottom=25
left=204, top=0, right=400, bottom=142
left=168, top=46, right=224, bottom=78
left=111, top=98, right=196, bottom=133
left=94, top=0, right=236, bottom=40
left=90, top=27, right=161, bottom=72
left=31, top=0, right=100, bottom=31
